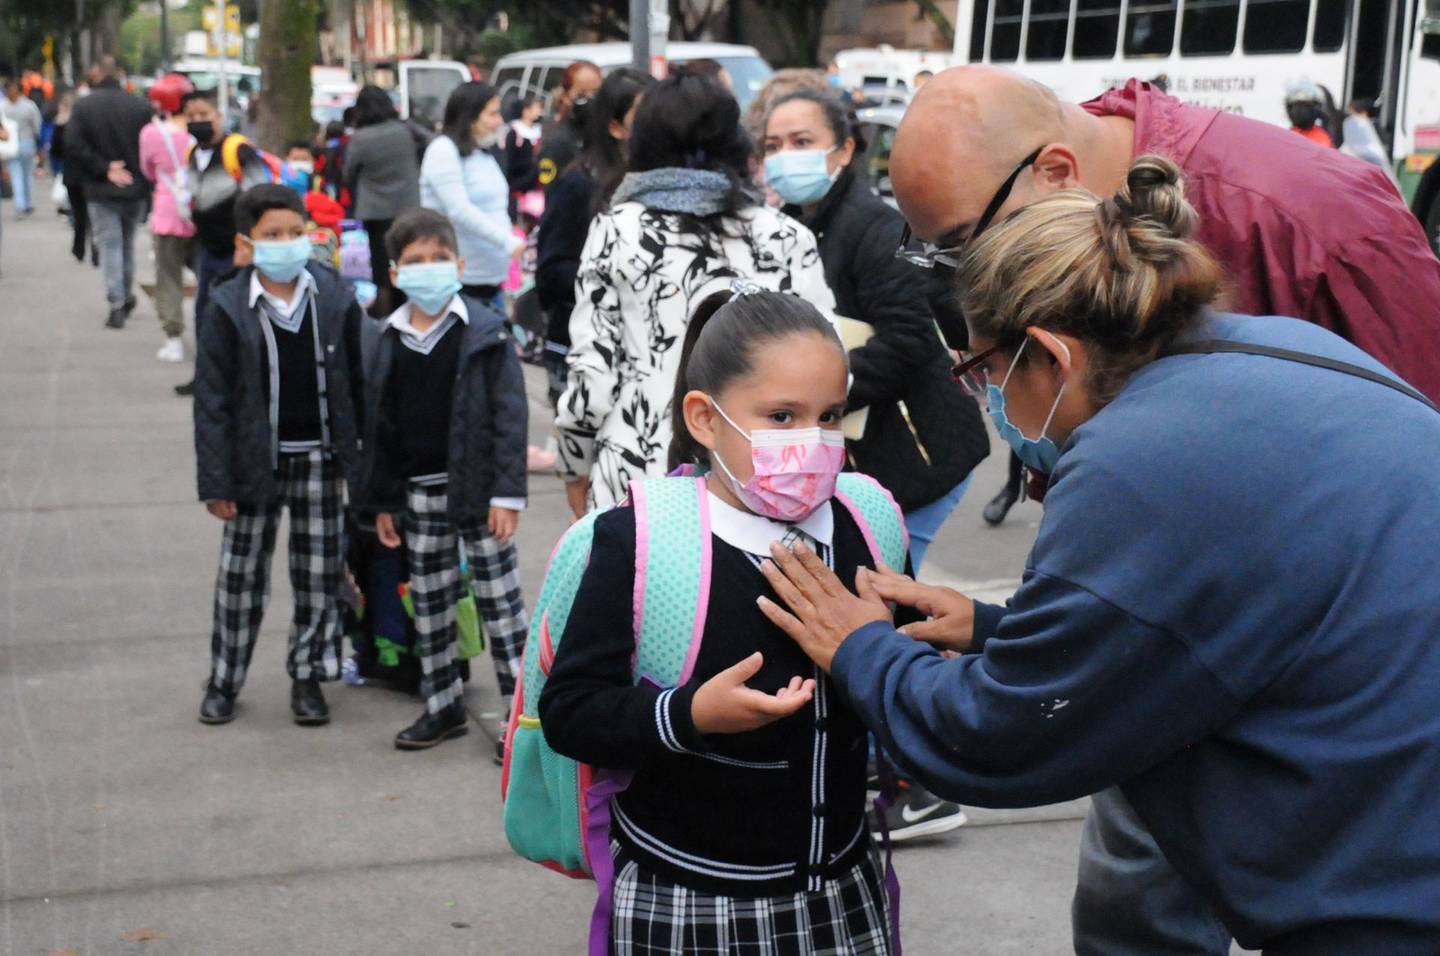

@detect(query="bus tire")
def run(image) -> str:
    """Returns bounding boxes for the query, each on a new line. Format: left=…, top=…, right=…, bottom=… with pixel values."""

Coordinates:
left=1409, top=160, right=1440, bottom=257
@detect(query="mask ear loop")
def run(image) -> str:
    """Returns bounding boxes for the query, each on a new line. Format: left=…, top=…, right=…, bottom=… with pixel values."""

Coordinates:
left=1034, top=331, right=1072, bottom=438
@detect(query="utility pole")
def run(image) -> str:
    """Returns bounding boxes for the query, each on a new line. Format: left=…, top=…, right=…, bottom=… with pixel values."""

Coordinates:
left=160, top=0, right=171, bottom=72
left=630, top=0, right=649, bottom=72
left=215, top=0, right=228, bottom=123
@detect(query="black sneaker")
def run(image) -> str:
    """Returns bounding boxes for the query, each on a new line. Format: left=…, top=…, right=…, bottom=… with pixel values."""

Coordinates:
left=104, top=308, right=126, bottom=330
left=869, top=783, right=967, bottom=843
left=174, top=379, right=195, bottom=396
left=982, top=485, right=1019, bottom=526
left=122, top=294, right=138, bottom=316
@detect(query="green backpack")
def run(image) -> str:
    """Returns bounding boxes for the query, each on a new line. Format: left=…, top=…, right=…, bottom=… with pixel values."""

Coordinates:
left=500, top=472, right=908, bottom=953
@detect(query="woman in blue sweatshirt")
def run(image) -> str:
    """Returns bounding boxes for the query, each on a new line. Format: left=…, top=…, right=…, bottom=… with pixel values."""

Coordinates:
left=758, top=155, right=1440, bottom=955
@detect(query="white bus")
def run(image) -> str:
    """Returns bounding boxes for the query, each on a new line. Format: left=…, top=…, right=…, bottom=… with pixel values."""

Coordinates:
left=950, top=0, right=1440, bottom=192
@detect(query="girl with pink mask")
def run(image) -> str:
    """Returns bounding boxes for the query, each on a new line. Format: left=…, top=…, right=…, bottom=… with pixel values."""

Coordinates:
left=539, top=288, right=912, bottom=955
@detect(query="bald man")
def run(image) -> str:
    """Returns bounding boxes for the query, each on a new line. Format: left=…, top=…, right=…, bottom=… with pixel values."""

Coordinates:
left=891, top=68, right=1440, bottom=956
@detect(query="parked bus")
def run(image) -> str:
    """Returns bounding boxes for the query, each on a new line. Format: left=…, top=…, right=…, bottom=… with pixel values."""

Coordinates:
left=950, top=0, right=1440, bottom=230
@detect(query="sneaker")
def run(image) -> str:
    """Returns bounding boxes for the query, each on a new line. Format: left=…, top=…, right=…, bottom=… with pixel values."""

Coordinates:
left=174, top=379, right=195, bottom=396
left=869, top=783, right=967, bottom=843
left=156, top=337, right=185, bottom=363
left=104, top=308, right=126, bottom=330
left=526, top=445, right=557, bottom=472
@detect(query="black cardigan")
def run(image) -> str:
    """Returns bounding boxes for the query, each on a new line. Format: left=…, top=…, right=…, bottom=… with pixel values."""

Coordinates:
left=540, top=500, right=915, bottom=897
left=797, top=168, right=990, bottom=511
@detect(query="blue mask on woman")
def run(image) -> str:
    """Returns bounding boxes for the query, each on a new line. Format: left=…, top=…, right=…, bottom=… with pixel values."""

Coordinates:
left=395, top=261, right=463, bottom=316
left=251, top=237, right=313, bottom=283
left=763, top=148, right=839, bottom=206
left=986, top=336, right=1068, bottom=474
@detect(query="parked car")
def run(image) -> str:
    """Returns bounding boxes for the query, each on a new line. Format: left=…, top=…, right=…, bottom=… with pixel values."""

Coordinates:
left=492, top=42, right=772, bottom=114
left=854, top=104, right=904, bottom=207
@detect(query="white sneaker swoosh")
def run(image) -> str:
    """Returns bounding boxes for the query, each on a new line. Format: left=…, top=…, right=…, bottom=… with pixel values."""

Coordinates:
left=900, top=802, right=944, bottom=824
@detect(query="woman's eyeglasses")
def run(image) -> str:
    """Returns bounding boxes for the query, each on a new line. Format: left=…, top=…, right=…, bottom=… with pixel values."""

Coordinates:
left=950, top=345, right=1001, bottom=397
left=893, top=146, right=1046, bottom=270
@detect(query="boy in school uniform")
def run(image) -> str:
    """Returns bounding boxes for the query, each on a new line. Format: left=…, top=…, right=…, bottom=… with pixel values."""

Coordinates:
left=194, top=183, right=365, bottom=726
left=364, top=208, right=530, bottom=753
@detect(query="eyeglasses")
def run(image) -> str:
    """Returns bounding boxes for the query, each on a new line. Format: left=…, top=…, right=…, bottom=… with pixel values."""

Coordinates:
left=950, top=344, right=1001, bottom=397
left=894, top=146, right=1046, bottom=270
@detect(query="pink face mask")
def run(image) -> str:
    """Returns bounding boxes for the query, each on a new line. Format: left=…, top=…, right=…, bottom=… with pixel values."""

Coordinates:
left=709, top=401, right=847, bottom=523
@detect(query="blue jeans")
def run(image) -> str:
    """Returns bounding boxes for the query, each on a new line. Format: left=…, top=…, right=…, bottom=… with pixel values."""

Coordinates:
left=7, top=142, right=36, bottom=211
left=90, top=198, right=144, bottom=309
left=902, top=476, right=972, bottom=572
left=1072, top=787, right=1232, bottom=956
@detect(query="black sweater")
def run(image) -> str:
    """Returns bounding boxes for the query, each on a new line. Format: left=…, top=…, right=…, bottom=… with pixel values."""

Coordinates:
left=390, top=318, right=464, bottom=478
left=540, top=501, right=911, bottom=897
left=534, top=165, right=597, bottom=343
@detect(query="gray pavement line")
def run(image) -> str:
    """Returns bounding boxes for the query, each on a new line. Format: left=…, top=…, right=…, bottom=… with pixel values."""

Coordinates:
left=0, top=845, right=531, bottom=907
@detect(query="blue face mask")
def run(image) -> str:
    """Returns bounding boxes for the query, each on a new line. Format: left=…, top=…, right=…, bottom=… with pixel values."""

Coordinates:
left=986, top=336, right=1068, bottom=474
left=394, top=261, right=462, bottom=316
left=764, top=148, right=839, bottom=206
left=251, top=236, right=313, bottom=283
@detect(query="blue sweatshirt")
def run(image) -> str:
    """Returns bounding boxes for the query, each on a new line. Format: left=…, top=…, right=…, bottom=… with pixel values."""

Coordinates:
left=832, top=312, right=1440, bottom=953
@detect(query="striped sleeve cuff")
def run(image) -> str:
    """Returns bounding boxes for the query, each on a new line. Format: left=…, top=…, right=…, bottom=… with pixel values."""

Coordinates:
left=654, top=685, right=708, bottom=754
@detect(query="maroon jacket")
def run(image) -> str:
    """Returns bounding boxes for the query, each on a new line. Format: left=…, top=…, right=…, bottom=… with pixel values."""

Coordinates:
left=1085, top=80, right=1440, bottom=403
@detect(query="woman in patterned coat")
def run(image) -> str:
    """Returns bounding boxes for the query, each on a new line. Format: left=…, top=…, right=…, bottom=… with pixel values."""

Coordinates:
left=555, top=72, right=836, bottom=515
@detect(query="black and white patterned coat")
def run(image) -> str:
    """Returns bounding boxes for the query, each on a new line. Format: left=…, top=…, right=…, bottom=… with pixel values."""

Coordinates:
left=555, top=202, right=837, bottom=509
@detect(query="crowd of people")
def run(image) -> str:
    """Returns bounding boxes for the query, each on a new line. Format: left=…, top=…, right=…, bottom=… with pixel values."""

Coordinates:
left=5, top=48, right=1440, bottom=955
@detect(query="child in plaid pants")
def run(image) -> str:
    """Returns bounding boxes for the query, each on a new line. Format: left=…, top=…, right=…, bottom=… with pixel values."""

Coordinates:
left=364, top=208, right=530, bottom=753
left=193, top=185, right=366, bottom=727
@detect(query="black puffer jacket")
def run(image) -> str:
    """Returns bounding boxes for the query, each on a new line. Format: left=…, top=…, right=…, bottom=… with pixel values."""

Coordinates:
left=799, top=167, right=989, bottom=511
left=360, top=295, right=528, bottom=525
left=194, top=263, right=366, bottom=504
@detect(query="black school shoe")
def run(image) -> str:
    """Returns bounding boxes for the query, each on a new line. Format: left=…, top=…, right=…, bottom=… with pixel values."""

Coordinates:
left=199, top=682, right=237, bottom=724
left=104, top=308, right=126, bottom=329
left=982, top=485, right=1020, bottom=526
left=395, top=704, right=469, bottom=750
left=291, top=679, right=330, bottom=726
left=122, top=294, right=137, bottom=316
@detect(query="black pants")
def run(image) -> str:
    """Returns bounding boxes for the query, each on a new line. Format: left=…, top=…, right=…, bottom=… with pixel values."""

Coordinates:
left=364, top=218, right=405, bottom=317
left=66, top=182, right=90, bottom=261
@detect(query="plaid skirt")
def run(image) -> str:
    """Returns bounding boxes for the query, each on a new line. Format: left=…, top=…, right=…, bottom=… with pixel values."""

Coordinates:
left=610, top=840, right=894, bottom=956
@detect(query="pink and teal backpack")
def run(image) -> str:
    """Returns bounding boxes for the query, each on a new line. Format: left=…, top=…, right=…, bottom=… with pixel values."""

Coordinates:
left=501, top=471, right=908, bottom=953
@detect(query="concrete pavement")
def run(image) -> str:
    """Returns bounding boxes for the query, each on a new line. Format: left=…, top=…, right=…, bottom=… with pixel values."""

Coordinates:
left=0, top=199, right=1091, bottom=955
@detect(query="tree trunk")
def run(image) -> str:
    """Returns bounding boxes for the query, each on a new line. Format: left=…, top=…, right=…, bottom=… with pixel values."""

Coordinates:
left=256, top=0, right=316, bottom=154
left=913, top=0, right=955, bottom=48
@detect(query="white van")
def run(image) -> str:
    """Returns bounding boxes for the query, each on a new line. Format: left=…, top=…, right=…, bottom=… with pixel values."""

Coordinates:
left=492, top=42, right=772, bottom=115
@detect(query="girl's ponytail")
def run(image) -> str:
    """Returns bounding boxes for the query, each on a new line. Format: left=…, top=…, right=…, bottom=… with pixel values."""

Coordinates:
left=667, top=291, right=733, bottom=472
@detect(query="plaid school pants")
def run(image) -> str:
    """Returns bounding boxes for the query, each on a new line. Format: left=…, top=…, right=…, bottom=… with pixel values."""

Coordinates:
left=404, top=482, right=529, bottom=715
left=209, top=452, right=345, bottom=694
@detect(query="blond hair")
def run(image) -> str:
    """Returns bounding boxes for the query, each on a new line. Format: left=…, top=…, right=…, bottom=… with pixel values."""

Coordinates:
left=958, top=155, right=1223, bottom=404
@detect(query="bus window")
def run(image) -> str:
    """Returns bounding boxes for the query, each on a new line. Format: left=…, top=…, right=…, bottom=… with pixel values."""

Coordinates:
left=1243, top=0, right=1310, bottom=52
left=990, top=0, right=1024, bottom=61
left=971, top=0, right=991, bottom=59
left=1125, top=0, right=1178, bottom=56
left=1312, top=0, right=1349, bottom=52
left=1073, top=0, right=1123, bottom=57
left=1027, top=0, right=1073, bottom=60
left=1180, top=0, right=1240, bottom=55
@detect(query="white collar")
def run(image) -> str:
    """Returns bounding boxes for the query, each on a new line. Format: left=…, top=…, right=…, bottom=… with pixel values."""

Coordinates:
left=512, top=119, right=541, bottom=141
left=386, top=296, right=468, bottom=353
left=248, top=269, right=315, bottom=321
left=706, top=488, right=834, bottom=557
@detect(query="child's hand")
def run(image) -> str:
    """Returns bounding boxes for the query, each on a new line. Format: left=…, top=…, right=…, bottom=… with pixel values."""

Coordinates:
left=488, top=506, right=519, bottom=545
left=376, top=512, right=402, bottom=548
left=690, top=652, right=816, bottom=735
left=206, top=500, right=237, bottom=521
left=565, top=477, right=590, bottom=520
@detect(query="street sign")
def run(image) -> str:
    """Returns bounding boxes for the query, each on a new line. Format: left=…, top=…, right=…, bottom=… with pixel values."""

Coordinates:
left=202, top=4, right=242, bottom=58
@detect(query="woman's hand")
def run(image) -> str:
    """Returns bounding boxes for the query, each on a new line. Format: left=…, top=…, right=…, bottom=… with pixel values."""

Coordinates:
left=757, top=541, right=892, bottom=673
left=565, top=477, right=590, bottom=520
left=690, top=652, right=816, bottom=735
left=375, top=512, right=402, bottom=549
left=865, top=564, right=976, bottom=652
left=205, top=500, right=237, bottom=521
left=488, top=506, right=519, bottom=545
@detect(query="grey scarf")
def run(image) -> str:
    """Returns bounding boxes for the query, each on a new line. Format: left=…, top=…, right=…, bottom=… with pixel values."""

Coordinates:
left=612, top=168, right=750, bottom=216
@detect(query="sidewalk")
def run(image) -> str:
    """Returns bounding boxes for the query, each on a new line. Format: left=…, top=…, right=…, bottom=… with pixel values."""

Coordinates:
left=0, top=202, right=1084, bottom=954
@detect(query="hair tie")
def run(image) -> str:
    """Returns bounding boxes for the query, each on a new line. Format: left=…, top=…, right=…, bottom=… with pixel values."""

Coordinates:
left=685, top=148, right=708, bottom=168
left=729, top=278, right=763, bottom=301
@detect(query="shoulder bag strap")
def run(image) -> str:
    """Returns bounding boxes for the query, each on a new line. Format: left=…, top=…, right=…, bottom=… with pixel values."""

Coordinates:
left=1163, top=339, right=1438, bottom=415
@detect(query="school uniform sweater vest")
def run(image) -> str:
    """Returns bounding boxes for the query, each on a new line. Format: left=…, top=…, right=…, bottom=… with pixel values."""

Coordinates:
left=270, top=313, right=324, bottom=449
left=392, top=318, right=463, bottom=479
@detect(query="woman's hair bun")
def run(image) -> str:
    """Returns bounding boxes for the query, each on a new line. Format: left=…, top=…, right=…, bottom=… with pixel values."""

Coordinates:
left=1114, top=154, right=1195, bottom=240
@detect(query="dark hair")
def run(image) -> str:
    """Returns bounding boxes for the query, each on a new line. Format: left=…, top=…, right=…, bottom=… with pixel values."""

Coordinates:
left=765, top=88, right=867, bottom=155
left=342, top=106, right=357, bottom=126
left=674, top=58, right=724, bottom=80
left=285, top=139, right=314, bottom=156
left=581, top=67, right=655, bottom=211
left=667, top=290, right=845, bottom=470
left=354, top=84, right=398, bottom=128
left=385, top=207, right=459, bottom=261
left=235, top=183, right=307, bottom=237
left=180, top=89, right=217, bottom=111
left=628, top=73, right=752, bottom=218
left=324, top=120, right=345, bottom=140
left=506, top=93, right=540, bottom=122
left=441, top=81, right=499, bottom=157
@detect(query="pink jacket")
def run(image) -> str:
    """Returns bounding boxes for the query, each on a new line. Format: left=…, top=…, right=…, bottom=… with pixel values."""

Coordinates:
left=139, top=120, right=196, bottom=237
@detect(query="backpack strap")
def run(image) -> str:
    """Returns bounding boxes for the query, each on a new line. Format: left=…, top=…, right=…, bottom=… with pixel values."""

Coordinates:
left=220, top=133, right=249, bottom=181
left=629, top=476, right=712, bottom=686
left=833, top=472, right=909, bottom=572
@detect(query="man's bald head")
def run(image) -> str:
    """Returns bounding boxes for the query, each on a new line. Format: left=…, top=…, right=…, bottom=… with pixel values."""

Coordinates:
left=892, top=66, right=1071, bottom=245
